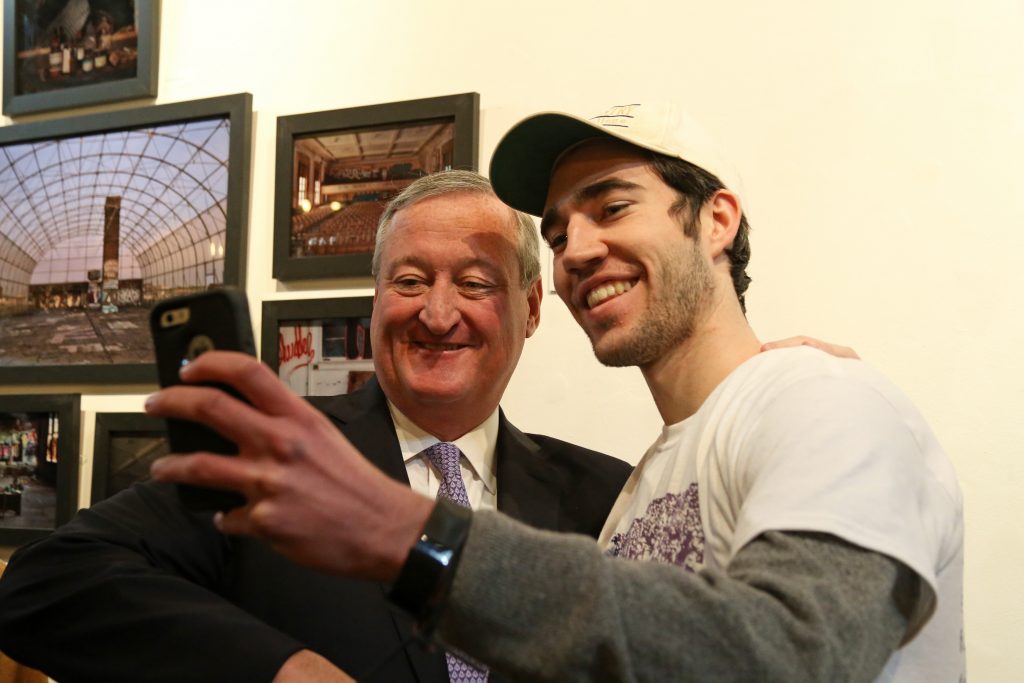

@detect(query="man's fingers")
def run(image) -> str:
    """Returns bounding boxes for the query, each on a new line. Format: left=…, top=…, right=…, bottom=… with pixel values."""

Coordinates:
left=151, top=465, right=296, bottom=543
left=761, top=335, right=812, bottom=351
left=177, top=351, right=305, bottom=417
left=145, top=383, right=285, bottom=454
left=214, top=507, right=258, bottom=537
left=761, top=335, right=860, bottom=360
left=150, top=452, right=261, bottom=493
left=214, top=499, right=289, bottom=545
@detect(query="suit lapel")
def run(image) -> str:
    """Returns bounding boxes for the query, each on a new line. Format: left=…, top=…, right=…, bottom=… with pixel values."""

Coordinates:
left=494, top=410, right=568, bottom=531
left=320, top=387, right=568, bottom=525
left=317, top=390, right=571, bottom=681
left=310, top=382, right=447, bottom=683
left=310, top=379, right=409, bottom=485
left=486, top=414, right=571, bottom=683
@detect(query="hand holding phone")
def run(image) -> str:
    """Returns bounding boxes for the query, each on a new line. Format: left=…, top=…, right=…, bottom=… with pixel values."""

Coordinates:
left=149, top=287, right=256, bottom=511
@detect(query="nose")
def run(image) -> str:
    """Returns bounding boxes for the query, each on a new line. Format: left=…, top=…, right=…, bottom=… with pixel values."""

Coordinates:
left=418, top=282, right=461, bottom=334
left=560, top=214, right=608, bottom=273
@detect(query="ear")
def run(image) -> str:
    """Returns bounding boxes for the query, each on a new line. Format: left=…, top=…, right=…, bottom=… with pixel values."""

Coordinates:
left=705, top=189, right=742, bottom=259
left=524, top=279, right=543, bottom=338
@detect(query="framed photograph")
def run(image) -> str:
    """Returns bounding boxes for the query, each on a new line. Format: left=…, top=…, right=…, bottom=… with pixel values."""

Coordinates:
left=90, top=412, right=166, bottom=504
left=0, top=393, right=79, bottom=545
left=262, top=297, right=375, bottom=397
left=3, top=0, right=160, bottom=116
left=0, top=92, right=253, bottom=385
left=273, top=92, right=479, bottom=281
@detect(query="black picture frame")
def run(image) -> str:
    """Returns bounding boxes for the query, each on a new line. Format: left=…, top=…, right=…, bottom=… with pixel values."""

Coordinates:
left=3, top=0, right=161, bottom=116
left=0, top=92, right=253, bottom=386
left=0, top=393, right=80, bottom=546
left=90, top=412, right=166, bottom=504
left=272, top=92, right=479, bottom=281
left=261, top=297, right=375, bottom=397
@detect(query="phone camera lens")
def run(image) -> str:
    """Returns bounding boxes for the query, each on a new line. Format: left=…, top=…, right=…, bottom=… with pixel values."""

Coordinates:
left=186, top=334, right=215, bottom=361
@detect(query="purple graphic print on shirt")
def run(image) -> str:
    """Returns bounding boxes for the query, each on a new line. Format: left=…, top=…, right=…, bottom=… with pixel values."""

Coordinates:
left=607, top=482, right=704, bottom=572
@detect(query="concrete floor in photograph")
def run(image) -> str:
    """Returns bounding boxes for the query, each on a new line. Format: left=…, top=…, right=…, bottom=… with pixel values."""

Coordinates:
left=0, top=481, right=56, bottom=529
left=0, top=307, right=152, bottom=366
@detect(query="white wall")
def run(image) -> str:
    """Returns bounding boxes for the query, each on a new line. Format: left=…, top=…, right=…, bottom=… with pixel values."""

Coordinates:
left=2, top=0, right=1021, bottom=678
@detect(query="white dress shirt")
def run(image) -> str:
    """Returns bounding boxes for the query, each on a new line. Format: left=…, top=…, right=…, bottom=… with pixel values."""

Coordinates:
left=387, top=401, right=499, bottom=512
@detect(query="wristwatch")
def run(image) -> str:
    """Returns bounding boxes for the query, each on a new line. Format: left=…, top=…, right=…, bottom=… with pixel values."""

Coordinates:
left=388, top=498, right=473, bottom=634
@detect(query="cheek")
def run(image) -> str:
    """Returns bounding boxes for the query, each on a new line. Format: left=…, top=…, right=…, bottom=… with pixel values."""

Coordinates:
left=372, top=297, right=417, bottom=334
left=368, top=316, right=391, bottom=357
left=465, top=301, right=519, bottom=343
left=552, top=266, right=573, bottom=303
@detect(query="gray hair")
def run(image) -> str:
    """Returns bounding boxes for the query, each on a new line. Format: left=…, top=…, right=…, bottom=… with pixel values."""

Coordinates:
left=372, top=170, right=540, bottom=288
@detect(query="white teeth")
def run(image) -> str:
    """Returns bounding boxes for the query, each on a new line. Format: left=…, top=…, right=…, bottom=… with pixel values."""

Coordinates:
left=586, top=281, right=633, bottom=309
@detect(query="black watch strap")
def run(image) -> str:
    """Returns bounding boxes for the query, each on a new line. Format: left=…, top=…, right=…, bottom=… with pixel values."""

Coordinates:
left=388, top=498, right=473, bottom=635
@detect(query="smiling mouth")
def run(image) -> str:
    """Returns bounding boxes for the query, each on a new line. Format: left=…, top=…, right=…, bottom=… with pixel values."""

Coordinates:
left=586, top=280, right=635, bottom=309
left=413, top=342, right=467, bottom=351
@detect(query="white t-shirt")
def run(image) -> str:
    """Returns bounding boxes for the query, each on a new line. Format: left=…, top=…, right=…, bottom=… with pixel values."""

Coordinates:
left=599, top=347, right=964, bottom=682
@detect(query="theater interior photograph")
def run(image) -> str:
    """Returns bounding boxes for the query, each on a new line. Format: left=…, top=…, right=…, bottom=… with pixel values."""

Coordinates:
left=0, top=116, right=230, bottom=367
left=290, top=121, right=453, bottom=258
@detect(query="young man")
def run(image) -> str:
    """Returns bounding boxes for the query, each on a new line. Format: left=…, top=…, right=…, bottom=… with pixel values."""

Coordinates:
left=468, top=102, right=964, bottom=681
left=141, top=103, right=959, bottom=681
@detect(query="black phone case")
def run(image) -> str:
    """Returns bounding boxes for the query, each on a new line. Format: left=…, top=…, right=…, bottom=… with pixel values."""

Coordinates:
left=149, top=287, right=256, bottom=511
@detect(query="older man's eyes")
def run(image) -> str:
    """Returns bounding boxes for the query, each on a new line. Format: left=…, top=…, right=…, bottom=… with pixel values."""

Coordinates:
left=459, top=279, right=498, bottom=294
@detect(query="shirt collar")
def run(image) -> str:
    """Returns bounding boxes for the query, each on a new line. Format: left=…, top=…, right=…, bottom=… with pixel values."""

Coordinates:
left=387, top=401, right=499, bottom=495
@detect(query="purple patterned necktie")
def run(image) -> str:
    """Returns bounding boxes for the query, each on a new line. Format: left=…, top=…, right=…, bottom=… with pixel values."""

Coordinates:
left=423, top=442, right=488, bottom=683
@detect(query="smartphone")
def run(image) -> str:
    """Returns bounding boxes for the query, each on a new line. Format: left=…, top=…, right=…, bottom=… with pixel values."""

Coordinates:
left=150, top=287, right=256, bottom=511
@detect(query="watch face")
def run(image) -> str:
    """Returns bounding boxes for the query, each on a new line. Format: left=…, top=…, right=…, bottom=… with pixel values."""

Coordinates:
left=419, top=540, right=456, bottom=568
left=388, top=499, right=473, bottom=622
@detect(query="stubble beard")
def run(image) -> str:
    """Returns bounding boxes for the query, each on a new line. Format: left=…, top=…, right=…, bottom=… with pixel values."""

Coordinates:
left=589, top=244, right=715, bottom=368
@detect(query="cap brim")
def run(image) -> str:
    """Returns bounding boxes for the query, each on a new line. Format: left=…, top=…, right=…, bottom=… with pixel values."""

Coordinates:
left=489, top=112, right=621, bottom=217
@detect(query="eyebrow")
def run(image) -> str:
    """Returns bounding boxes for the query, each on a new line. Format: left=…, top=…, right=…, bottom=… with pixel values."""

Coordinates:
left=540, top=178, right=644, bottom=237
left=385, top=254, right=507, bottom=279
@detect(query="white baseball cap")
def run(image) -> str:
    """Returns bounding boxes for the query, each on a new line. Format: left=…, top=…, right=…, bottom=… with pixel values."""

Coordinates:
left=489, top=101, right=741, bottom=217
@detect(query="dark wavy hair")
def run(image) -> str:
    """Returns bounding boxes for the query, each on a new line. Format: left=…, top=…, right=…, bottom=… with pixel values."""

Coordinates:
left=649, top=154, right=752, bottom=312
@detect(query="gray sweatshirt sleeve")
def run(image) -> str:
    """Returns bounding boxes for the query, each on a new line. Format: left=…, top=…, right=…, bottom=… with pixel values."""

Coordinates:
left=437, top=510, right=916, bottom=683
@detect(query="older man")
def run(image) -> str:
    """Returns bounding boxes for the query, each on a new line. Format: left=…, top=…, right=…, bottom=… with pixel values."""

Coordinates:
left=0, top=171, right=631, bottom=682
left=144, top=104, right=963, bottom=683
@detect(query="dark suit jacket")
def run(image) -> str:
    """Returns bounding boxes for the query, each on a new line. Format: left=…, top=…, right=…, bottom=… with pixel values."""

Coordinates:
left=0, top=380, right=631, bottom=683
